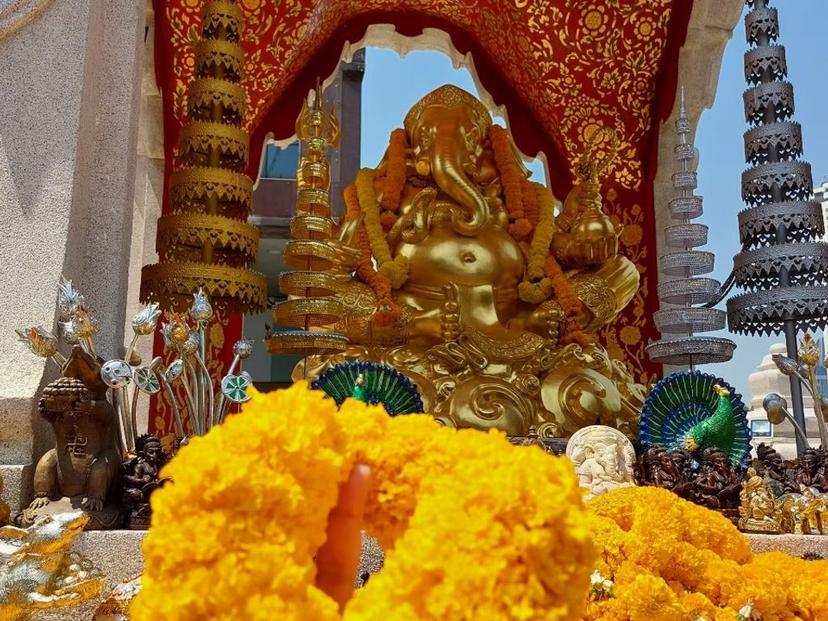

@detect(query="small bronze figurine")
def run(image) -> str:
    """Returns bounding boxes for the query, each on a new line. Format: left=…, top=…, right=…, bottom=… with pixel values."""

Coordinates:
left=122, top=434, right=169, bottom=529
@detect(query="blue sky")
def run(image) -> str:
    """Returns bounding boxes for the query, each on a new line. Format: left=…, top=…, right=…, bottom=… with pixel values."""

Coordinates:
left=358, top=0, right=828, bottom=401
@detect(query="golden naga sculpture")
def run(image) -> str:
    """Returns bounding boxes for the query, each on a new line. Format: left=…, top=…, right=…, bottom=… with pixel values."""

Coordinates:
left=295, top=85, right=644, bottom=438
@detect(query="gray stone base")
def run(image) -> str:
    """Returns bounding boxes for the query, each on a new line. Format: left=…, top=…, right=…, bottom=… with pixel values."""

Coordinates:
left=0, top=463, right=33, bottom=513
left=745, top=533, right=828, bottom=558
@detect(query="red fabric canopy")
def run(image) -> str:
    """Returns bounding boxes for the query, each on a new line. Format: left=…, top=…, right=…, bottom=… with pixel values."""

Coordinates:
left=148, top=0, right=693, bottom=437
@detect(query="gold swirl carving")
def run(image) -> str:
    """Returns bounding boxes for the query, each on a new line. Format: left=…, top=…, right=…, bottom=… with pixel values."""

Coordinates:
left=178, top=122, right=249, bottom=166
left=187, top=78, right=247, bottom=120
left=461, top=327, right=545, bottom=363
left=274, top=298, right=344, bottom=328
left=571, top=273, right=617, bottom=332
left=194, top=40, right=244, bottom=78
left=156, top=213, right=259, bottom=258
left=449, top=377, right=532, bottom=436
left=539, top=344, right=641, bottom=438
left=169, top=166, right=253, bottom=212
left=140, top=261, right=267, bottom=312
left=202, top=1, right=242, bottom=38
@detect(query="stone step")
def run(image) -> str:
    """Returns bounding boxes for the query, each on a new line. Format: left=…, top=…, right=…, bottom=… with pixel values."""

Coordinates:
left=0, top=463, right=33, bottom=513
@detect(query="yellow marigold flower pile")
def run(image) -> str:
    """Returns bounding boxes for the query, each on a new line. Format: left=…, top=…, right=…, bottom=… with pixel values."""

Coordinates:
left=582, top=486, right=828, bottom=621
left=131, top=382, right=594, bottom=621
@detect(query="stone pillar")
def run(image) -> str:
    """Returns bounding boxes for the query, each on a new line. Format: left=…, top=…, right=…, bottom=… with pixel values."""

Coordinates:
left=0, top=0, right=145, bottom=512
left=122, top=0, right=164, bottom=436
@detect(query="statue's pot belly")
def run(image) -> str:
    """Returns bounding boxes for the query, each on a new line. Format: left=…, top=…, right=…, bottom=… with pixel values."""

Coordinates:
left=395, top=224, right=524, bottom=323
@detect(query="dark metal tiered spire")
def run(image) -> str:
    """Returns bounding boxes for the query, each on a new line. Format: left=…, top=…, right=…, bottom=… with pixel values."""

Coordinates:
left=648, top=88, right=736, bottom=367
left=727, top=0, right=828, bottom=453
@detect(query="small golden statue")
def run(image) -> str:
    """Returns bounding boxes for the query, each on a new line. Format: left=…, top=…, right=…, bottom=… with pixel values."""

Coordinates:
left=738, top=467, right=782, bottom=533
left=295, top=85, right=643, bottom=437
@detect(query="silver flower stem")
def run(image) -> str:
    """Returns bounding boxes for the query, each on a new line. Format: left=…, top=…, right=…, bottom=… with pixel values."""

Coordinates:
left=194, top=353, right=214, bottom=433
left=130, top=385, right=141, bottom=443
left=83, top=336, right=96, bottom=358
left=197, top=322, right=211, bottom=430
left=124, top=334, right=139, bottom=366
left=158, top=374, right=185, bottom=440
left=214, top=354, right=240, bottom=426
left=48, top=353, right=67, bottom=370
left=114, top=388, right=135, bottom=454
left=181, top=359, right=201, bottom=436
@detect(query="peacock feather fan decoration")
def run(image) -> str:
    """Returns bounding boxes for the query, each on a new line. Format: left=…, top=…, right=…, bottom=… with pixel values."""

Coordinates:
left=640, top=371, right=752, bottom=468
left=311, top=361, right=425, bottom=416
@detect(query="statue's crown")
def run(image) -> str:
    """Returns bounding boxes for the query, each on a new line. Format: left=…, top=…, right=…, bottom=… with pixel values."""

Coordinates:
left=404, top=85, right=492, bottom=135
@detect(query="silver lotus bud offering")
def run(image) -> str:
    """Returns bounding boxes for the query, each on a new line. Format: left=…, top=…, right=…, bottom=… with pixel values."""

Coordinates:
left=101, top=359, right=133, bottom=388
left=60, top=318, right=82, bottom=344
left=763, top=392, right=788, bottom=425
left=771, top=354, right=799, bottom=377
left=190, top=288, right=213, bottom=323
left=16, top=326, right=60, bottom=358
left=57, top=276, right=85, bottom=319
left=165, top=359, right=184, bottom=384
left=232, top=338, right=254, bottom=360
left=132, top=303, right=161, bottom=336
left=180, top=332, right=200, bottom=356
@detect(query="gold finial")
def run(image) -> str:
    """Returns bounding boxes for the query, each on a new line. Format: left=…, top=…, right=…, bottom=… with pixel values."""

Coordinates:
left=574, top=127, right=620, bottom=185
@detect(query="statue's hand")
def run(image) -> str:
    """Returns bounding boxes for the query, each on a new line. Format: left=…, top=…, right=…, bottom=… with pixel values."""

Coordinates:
left=526, top=300, right=565, bottom=342
left=552, top=209, right=619, bottom=267
left=440, top=284, right=462, bottom=342
left=28, top=495, right=50, bottom=510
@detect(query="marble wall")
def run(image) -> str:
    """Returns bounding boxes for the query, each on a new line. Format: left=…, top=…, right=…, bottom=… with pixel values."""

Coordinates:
left=0, top=0, right=145, bottom=509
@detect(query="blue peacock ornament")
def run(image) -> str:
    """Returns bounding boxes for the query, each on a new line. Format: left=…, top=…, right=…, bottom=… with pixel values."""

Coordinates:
left=311, top=360, right=425, bottom=416
left=640, top=371, right=752, bottom=468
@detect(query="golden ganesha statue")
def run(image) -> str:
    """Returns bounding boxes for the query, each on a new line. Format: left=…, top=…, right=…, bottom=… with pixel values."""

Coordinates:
left=294, top=85, right=645, bottom=438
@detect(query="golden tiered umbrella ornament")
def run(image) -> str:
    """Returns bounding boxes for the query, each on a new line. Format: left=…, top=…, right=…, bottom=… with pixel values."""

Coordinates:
left=266, top=82, right=349, bottom=360
left=140, top=0, right=266, bottom=313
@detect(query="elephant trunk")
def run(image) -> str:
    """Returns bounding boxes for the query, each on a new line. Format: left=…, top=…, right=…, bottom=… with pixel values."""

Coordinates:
left=431, top=126, right=489, bottom=236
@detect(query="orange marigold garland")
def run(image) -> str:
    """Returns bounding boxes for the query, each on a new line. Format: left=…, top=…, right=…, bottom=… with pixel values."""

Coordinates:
left=516, top=181, right=589, bottom=345
left=356, top=168, right=408, bottom=289
left=490, top=124, right=532, bottom=241
left=344, top=183, right=400, bottom=326
left=380, top=128, right=407, bottom=213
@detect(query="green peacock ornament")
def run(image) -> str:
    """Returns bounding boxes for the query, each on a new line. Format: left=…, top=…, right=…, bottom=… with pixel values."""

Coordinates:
left=311, top=361, right=424, bottom=416
left=640, top=371, right=752, bottom=468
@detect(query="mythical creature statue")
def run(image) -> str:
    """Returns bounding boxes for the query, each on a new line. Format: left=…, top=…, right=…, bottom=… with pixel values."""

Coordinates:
left=640, top=371, right=752, bottom=468
left=16, top=347, right=121, bottom=529
left=122, top=434, right=170, bottom=530
left=0, top=512, right=103, bottom=621
left=296, top=85, right=644, bottom=438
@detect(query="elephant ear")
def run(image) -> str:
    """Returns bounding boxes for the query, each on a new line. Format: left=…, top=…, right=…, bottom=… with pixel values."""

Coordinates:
left=500, top=126, right=532, bottom=179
